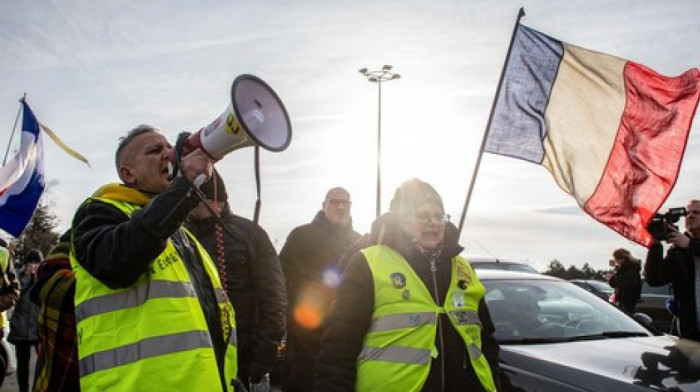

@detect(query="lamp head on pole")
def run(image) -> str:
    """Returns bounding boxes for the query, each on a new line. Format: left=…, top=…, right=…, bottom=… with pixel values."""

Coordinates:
left=359, top=65, right=401, bottom=83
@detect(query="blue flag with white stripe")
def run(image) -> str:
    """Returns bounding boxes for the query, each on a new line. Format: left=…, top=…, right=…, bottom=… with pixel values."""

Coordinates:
left=0, top=100, right=46, bottom=237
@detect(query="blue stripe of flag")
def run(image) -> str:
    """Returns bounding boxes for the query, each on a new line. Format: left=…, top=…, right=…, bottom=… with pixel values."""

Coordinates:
left=485, top=25, right=564, bottom=163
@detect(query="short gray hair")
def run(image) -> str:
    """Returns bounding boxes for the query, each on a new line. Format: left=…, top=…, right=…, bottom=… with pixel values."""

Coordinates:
left=115, top=124, right=158, bottom=171
left=325, top=187, right=350, bottom=201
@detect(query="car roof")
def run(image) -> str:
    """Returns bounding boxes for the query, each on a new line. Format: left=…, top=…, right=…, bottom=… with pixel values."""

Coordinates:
left=474, top=269, right=559, bottom=281
left=569, top=279, right=607, bottom=283
left=465, top=255, right=528, bottom=265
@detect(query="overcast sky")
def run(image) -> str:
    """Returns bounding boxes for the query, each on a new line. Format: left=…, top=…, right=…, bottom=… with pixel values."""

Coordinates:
left=2, top=0, right=700, bottom=272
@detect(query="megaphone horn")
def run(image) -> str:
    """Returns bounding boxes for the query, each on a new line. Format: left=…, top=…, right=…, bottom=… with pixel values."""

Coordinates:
left=176, top=74, right=292, bottom=164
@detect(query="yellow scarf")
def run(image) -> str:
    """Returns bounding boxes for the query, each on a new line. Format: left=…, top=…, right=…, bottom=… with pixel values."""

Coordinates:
left=91, top=183, right=152, bottom=206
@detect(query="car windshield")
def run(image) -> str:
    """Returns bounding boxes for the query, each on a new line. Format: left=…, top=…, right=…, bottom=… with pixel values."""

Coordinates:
left=484, top=278, right=651, bottom=344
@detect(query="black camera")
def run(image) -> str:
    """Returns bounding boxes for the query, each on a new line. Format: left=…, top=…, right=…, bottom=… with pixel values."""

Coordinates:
left=647, top=207, right=687, bottom=240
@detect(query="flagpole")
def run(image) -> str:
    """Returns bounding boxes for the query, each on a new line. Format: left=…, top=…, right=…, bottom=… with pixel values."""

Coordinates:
left=2, top=94, right=26, bottom=166
left=457, top=7, right=525, bottom=236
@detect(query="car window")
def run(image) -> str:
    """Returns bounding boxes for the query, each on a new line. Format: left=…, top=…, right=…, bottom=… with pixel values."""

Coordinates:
left=471, top=263, right=500, bottom=270
left=586, top=280, right=613, bottom=293
left=642, top=282, right=673, bottom=295
left=470, top=261, right=538, bottom=273
left=502, top=263, right=539, bottom=273
left=484, top=279, right=650, bottom=343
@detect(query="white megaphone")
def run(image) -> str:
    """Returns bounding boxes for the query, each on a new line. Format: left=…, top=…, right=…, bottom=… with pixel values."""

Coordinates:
left=171, top=74, right=292, bottom=170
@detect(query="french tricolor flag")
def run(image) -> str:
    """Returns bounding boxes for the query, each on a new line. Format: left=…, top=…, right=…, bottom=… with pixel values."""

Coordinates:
left=0, top=100, right=45, bottom=237
left=485, top=24, right=700, bottom=247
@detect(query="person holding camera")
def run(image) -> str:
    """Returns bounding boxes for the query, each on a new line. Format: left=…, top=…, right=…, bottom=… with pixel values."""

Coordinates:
left=645, top=199, right=700, bottom=341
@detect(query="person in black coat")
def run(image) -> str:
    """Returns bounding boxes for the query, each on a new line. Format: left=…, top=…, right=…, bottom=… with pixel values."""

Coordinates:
left=608, top=248, right=642, bottom=314
left=186, top=171, right=287, bottom=390
left=280, top=187, right=361, bottom=392
left=646, top=199, right=700, bottom=341
left=9, top=249, right=42, bottom=392
left=315, top=179, right=501, bottom=392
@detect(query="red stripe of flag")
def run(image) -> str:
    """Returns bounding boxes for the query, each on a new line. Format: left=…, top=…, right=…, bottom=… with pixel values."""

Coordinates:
left=584, top=63, right=700, bottom=246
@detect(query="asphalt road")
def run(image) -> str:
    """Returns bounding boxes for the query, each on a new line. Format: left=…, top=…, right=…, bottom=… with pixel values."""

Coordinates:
left=0, top=348, right=35, bottom=392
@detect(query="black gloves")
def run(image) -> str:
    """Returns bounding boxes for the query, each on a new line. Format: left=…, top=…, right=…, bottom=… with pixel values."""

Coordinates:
left=247, top=361, right=272, bottom=385
left=246, top=340, right=279, bottom=384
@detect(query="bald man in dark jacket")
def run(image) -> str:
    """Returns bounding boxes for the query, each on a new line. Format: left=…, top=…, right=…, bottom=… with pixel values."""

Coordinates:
left=280, top=187, right=361, bottom=392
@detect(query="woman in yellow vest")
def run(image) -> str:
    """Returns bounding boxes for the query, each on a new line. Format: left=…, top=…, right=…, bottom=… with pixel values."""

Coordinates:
left=315, top=179, right=501, bottom=392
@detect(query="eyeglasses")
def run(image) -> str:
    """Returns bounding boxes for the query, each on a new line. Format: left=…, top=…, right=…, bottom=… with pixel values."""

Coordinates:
left=327, top=199, right=352, bottom=207
left=414, top=212, right=448, bottom=225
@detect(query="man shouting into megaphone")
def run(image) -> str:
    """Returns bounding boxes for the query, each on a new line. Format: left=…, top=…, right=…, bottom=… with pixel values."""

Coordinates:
left=70, top=125, right=240, bottom=392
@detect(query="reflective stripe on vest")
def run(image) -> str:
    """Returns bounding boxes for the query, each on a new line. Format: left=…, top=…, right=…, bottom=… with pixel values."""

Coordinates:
left=80, top=329, right=210, bottom=376
left=356, top=245, right=497, bottom=392
left=75, top=280, right=196, bottom=321
left=368, top=311, right=436, bottom=332
left=71, top=196, right=238, bottom=392
left=358, top=345, right=432, bottom=365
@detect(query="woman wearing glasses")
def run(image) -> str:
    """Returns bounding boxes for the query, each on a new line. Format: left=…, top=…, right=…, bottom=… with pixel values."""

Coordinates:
left=315, top=178, right=501, bottom=392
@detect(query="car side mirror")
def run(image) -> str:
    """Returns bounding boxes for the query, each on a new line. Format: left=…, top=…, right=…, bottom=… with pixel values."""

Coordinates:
left=632, top=312, right=653, bottom=327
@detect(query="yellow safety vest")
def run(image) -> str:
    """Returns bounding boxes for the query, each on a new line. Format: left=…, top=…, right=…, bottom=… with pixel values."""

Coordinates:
left=70, top=197, right=238, bottom=392
left=357, top=245, right=497, bottom=392
left=0, top=247, right=9, bottom=328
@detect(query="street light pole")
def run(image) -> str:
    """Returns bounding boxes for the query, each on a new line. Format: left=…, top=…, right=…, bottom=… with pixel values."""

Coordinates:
left=359, top=65, right=401, bottom=218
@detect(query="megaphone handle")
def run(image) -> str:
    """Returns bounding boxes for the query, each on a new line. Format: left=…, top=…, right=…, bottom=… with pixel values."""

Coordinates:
left=253, top=146, right=261, bottom=224
left=193, top=174, right=206, bottom=188
left=169, top=131, right=192, bottom=179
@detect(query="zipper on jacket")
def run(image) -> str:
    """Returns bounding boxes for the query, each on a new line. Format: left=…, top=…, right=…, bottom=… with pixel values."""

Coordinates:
left=429, top=257, right=445, bottom=392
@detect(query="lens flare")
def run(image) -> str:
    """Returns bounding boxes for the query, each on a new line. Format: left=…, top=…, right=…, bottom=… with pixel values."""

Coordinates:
left=322, top=268, right=342, bottom=288
left=292, top=281, right=336, bottom=330
left=293, top=303, right=323, bottom=330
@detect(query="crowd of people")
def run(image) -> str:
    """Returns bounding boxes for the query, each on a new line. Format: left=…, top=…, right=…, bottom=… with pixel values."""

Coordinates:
left=0, top=124, right=696, bottom=392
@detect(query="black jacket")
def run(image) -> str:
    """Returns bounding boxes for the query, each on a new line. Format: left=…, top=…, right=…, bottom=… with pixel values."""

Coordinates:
left=608, top=259, right=642, bottom=305
left=71, top=179, right=229, bottom=390
left=314, top=213, right=501, bottom=392
left=187, top=206, right=287, bottom=380
left=645, top=236, right=700, bottom=340
left=8, top=269, right=40, bottom=343
left=279, top=211, right=361, bottom=392
left=281, top=211, right=361, bottom=306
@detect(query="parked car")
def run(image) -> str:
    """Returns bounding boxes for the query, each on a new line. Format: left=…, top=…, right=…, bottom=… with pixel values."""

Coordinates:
left=465, top=255, right=539, bottom=273
left=481, top=270, right=700, bottom=391
left=569, top=279, right=613, bottom=301
left=636, top=279, right=676, bottom=335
